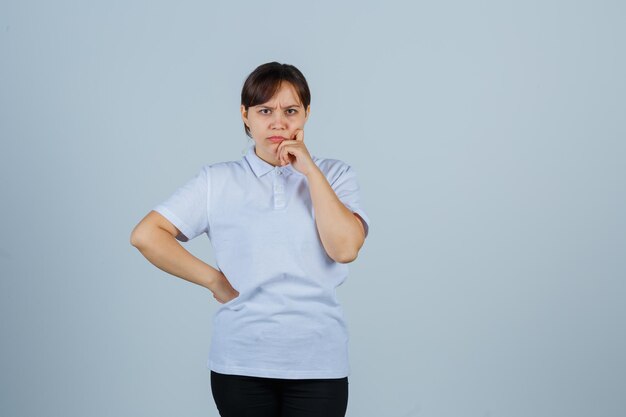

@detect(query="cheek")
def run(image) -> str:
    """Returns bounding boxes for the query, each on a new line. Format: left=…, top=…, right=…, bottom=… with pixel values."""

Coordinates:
left=288, top=120, right=302, bottom=129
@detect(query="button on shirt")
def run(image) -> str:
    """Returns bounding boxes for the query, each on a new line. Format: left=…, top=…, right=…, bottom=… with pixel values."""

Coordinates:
left=152, top=144, right=371, bottom=379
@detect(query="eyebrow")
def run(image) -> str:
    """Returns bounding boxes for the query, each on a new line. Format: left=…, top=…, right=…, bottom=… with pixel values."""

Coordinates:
left=257, top=104, right=301, bottom=109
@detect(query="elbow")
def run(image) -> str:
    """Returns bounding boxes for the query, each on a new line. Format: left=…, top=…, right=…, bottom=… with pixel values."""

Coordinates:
left=130, top=231, right=142, bottom=248
left=328, top=236, right=364, bottom=264
left=130, top=226, right=148, bottom=248
left=332, top=249, right=359, bottom=264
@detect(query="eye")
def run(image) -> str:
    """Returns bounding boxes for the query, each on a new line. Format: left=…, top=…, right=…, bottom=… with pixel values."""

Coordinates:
left=287, top=109, right=298, bottom=114
left=259, top=108, right=271, bottom=114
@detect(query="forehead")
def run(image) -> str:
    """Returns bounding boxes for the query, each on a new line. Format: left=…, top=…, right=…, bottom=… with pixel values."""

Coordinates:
left=260, top=82, right=302, bottom=106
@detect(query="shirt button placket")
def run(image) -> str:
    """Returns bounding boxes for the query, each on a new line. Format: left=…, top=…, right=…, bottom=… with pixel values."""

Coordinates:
left=273, top=167, right=286, bottom=209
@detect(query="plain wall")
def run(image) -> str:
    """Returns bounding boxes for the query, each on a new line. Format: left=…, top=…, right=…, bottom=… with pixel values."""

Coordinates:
left=1, top=1, right=624, bottom=416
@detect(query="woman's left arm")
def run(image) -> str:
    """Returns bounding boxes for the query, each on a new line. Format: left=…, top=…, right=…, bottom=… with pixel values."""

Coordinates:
left=305, top=166, right=366, bottom=263
left=276, top=129, right=366, bottom=263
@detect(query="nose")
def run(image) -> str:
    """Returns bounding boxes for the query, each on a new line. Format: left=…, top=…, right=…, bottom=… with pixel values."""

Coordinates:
left=270, top=111, right=288, bottom=129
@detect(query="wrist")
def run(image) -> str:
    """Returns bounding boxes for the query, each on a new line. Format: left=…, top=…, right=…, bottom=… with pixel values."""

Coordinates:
left=304, top=164, right=323, bottom=180
left=201, top=265, right=224, bottom=291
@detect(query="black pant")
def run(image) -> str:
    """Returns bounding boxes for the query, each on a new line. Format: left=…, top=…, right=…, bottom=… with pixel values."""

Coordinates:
left=210, top=370, right=349, bottom=417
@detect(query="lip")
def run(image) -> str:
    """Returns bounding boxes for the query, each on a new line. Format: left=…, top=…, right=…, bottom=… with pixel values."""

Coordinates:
left=268, top=136, right=287, bottom=143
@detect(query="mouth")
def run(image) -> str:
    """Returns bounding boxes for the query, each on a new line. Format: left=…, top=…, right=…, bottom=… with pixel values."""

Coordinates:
left=268, top=136, right=287, bottom=143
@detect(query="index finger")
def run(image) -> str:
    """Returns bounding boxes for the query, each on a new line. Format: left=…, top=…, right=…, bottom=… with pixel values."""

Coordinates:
left=293, top=129, right=304, bottom=141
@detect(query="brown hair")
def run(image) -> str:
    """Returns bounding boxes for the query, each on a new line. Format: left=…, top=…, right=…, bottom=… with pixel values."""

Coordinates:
left=241, top=62, right=311, bottom=138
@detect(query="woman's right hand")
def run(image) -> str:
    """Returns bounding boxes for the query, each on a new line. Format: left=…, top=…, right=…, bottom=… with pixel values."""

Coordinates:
left=211, top=271, right=240, bottom=304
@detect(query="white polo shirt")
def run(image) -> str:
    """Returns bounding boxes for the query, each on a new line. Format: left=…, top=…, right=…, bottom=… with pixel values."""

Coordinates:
left=152, top=143, right=370, bottom=379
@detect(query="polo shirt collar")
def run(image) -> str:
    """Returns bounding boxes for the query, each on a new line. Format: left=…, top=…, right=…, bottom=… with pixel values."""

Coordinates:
left=244, top=143, right=305, bottom=178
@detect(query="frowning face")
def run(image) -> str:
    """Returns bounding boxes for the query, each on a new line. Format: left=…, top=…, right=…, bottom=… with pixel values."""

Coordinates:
left=241, top=81, right=310, bottom=167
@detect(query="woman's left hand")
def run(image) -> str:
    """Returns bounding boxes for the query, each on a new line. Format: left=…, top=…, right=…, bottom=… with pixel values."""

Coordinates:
left=276, top=128, right=318, bottom=177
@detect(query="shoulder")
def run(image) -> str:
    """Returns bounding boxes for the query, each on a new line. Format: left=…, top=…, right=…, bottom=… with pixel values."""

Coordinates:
left=205, top=158, right=248, bottom=175
left=312, top=155, right=353, bottom=183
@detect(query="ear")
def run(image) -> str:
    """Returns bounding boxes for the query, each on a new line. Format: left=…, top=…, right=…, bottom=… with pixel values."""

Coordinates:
left=241, top=104, right=249, bottom=127
left=305, top=105, right=311, bottom=122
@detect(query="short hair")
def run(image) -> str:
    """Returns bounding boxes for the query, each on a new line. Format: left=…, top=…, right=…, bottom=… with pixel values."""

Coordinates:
left=241, top=62, right=311, bottom=138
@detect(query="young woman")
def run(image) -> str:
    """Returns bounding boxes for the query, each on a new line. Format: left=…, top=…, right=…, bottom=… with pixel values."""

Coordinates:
left=131, top=62, right=370, bottom=417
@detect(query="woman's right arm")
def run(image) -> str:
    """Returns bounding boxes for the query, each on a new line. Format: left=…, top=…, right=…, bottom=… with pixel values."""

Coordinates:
left=130, top=211, right=239, bottom=303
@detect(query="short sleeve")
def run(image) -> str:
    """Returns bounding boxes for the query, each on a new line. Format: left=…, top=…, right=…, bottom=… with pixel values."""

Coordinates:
left=152, top=166, right=210, bottom=242
left=330, top=164, right=371, bottom=238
